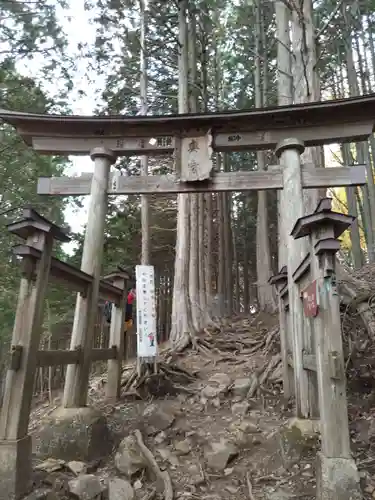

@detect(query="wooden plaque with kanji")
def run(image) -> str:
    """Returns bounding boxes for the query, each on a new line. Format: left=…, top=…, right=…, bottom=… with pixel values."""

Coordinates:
left=180, top=130, right=213, bottom=182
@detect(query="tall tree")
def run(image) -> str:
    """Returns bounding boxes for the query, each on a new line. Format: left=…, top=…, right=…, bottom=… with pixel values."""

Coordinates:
left=290, top=0, right=320, bottom=214
left=275, top=0, right=292, bottom=270
left=188, top=8, right=203, bottom=331
left=169, top=0, right=193, bottom=349
left=139, top=0, right=150, bottom=265
left=254, top=0, right=277, bottom=312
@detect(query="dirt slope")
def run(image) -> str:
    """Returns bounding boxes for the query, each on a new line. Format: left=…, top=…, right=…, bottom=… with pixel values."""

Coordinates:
left=28, top=313, right=375, bottom=500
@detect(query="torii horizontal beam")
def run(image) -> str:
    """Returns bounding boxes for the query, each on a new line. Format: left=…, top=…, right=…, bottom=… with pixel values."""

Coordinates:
left=1, top=95, right=375, bottom=155
left=23, top=121, right=373, bottom=155
left=37, top=165, right=366, bottom=196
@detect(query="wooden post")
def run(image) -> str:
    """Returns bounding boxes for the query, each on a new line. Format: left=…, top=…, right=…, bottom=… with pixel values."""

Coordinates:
left=104, top=273, right=128, bottom=401
left=0, top=209, right=69, bottom=500
left=269, top=267, right=292, bottom=398
left=63, top=147, right=115, bottom=407
left=314, top=256, right=351, bottom=455
left=291, top=199, right=361, bottom=499
left=294, top=200, right=352, bottom=454
left=276, top=138, right=312, bottom=418
left=283, top=300, right=295, bottom=397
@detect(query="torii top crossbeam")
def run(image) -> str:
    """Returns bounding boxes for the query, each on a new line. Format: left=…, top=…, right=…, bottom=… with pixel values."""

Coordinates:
left=1, top=95, right=375, bottom=156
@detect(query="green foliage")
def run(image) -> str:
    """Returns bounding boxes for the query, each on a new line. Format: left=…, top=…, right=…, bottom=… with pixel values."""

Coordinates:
left=0, top=0, right=73, bottom=358
left=0, top=68, right=71, bottom=351
left=0, top=0, right=67, bottom=63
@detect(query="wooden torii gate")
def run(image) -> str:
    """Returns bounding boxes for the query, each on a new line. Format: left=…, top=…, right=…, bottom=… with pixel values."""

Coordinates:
left=1, top=94, right=375, bottom=499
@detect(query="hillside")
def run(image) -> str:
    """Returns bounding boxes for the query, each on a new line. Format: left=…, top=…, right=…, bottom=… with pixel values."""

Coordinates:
left=26, top=313, right=375, bottom=500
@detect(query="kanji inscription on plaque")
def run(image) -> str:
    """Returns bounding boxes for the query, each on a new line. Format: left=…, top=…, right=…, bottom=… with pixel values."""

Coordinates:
left=180, top=130, right=213, bottom=182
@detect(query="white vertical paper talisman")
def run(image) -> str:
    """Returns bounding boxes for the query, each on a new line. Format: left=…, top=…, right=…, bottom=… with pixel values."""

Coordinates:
left=136, top=265, right=157, bottom=359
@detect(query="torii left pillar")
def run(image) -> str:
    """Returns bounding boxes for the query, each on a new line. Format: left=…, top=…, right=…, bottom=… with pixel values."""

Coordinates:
left=63, top=147, right=116, bottom=407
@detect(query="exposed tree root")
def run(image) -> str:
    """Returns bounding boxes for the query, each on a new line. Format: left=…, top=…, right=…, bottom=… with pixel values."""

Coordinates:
left=247, top=354, right=282, bottom=399
left=168, top=318, right=283, bottom=399
left=173, top=332, right=192, bottom=352
left=167, top=319, right=282, bottom=389
left=179, top=323, right=281, bottom=365
left=135, top=430, right=173, bottom=500
left=121, top=316, right=281, bottom=400
left=121, top=359, right=197, bottom=399
left=246, top=472, right=256, bottom=500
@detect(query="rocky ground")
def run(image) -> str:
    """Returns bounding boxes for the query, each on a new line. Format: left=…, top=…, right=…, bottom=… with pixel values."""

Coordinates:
left=26, top=313, right=375, bottom=500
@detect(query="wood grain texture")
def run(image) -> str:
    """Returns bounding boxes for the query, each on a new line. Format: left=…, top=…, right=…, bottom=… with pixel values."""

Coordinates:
left=2, top=94, right=375, bottom=140
left=279, top=143, right=313, bottom=419
left=37, top=165, right=367, bottom=196
left=106, top=277, right=127, bottom=401
left=180, top=132, right=213, bottom=181
left=63, top=151, right=113, bottom=408
left=36, top=349, right=82, bottom=367
left=26, top=122, right=374, bottom=154
left=12, top=244, right=123, bottom=303
left=311, top=251, right=352, bottom=458
left=215, top=121, right=373, bottom=151
left=0, top=231, right=53, bottom=441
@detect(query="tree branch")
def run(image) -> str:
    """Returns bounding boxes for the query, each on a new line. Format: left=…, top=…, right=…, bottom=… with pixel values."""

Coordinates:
left=316, top=0, right=345, bottom=39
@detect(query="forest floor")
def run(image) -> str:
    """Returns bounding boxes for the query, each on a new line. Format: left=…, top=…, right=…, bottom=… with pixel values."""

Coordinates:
left=28, top=312, right=375, bottom=500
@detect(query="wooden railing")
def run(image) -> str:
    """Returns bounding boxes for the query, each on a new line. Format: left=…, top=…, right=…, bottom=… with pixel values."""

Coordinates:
left=33, top=276, right=173, bottom=398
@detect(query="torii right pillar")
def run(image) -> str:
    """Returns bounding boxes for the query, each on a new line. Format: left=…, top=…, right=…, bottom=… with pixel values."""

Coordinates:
left=291, top=198, right=362, bottom=500
left=276, top=138, right=317, bottom=418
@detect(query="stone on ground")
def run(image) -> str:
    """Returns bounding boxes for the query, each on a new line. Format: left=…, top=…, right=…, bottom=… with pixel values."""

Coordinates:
left=174, top=438, right=192, bottom=456
left=108, top=478, right=135, bottom=500
left=231, top=401, right=250, bottom=417
left=204, top=438, right=238, bottom=471
left=32, top=407, right=113, bottom=462
left=34, top=458, right=65, bottom=473
left=157, top=447, right=180, bottom=467
left=237, top=419, right=259, bottom=433
left=201, top=373, right=232, bottom=405
left=154, top=431, right=167, bottom=444
left=68, top=474, right=106, bottom=499
left=278, top=418, right=319, bottom=469
left=232, top=378, right=252, bottom=399
left=114, top=435, right=147, bottom=478
left=133, top=479, right=143, bottom=490
left=264, top=488, right=296, bottom=500
left=201, top=385, right=222, bottom=400
left=208, top=373, right=231, bottom=389
left=207, top=373, right=231, bottom=394
left=186, top=463, right=205, bottom=485
left=230, top=416, right=258, bottom=434
left=66, top=461, right=87, bottom=476
left=230, top=419, right=259, bottom=447
left=142, top=404, right=175, bottom=435
left=287, top=417, right=320, bottom=436
left=23, top=489, right=50, bottom=500
left=316, top=453, right=362, bottom=500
